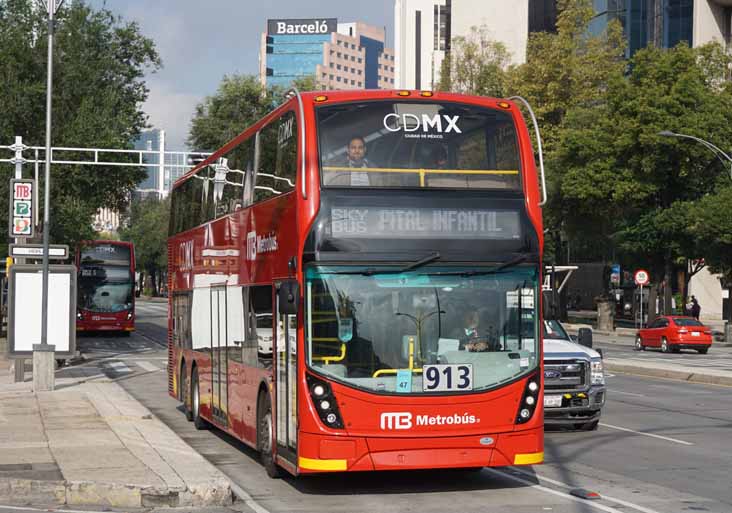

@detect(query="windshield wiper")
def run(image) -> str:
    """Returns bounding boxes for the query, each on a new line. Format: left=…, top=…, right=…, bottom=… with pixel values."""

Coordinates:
left=330, top=252, right=441, bottom=276
left=420, top=253, right=531, bottom=276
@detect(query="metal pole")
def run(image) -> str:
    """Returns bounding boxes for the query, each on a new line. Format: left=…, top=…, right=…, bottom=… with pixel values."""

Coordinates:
left=640, top=284, right=643, bottom=329
left=40, top=3, right=55, bottom=350
left=13, top=137, right=25, bottom=383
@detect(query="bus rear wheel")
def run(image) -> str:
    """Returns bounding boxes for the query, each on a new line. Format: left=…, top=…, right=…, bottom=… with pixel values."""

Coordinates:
left=257, top=392, right=281, bottom=478
left=191, top=367, right=209, bottom=430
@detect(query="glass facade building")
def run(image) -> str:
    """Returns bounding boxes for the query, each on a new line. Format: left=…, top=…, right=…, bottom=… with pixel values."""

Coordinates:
left=265, top=33, right=332, bottom=88
left=531, top=0, right=702, bottom=57
left=260, top=19, right=395, bottom=90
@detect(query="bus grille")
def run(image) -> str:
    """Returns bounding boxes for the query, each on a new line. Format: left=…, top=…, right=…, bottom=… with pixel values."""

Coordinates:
left=544, top=359, right=588, bottom=391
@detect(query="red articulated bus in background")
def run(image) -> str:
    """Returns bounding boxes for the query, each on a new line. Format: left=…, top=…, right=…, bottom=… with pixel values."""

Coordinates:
left=167, top=89, right=547, bottom=477
left=76, top=240, right=136, bottom=334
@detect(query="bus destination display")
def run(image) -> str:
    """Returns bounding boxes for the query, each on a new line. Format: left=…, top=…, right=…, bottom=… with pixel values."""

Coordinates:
left=330, top=207, right=521, bottom=240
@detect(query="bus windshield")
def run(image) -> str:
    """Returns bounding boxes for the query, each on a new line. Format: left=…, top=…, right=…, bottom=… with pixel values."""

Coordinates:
left=306, top=265, right=539, bottom=394
left=317, top=100, right=521, bottom=190
left=78, top=265, right=133, bottom=313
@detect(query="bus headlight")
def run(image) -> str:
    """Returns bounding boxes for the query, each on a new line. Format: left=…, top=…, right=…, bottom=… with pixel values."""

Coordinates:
left=77, top=311, right=83, bottom=320
left=516, top=373, right=540, bottom=425
left=591, top=359, right=605, bottom=385
left=306, top=374, right=344, bottom=429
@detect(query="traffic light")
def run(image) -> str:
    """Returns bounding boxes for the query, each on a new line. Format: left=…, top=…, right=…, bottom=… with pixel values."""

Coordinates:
left=5, top=256, right=12, bottom=274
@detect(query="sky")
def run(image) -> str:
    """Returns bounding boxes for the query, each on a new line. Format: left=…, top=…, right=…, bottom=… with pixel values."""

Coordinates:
left=88, top=0, right=395, bottom=150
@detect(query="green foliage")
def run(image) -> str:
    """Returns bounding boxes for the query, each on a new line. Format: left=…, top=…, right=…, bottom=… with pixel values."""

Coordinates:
left=556, top=42, right=732, bottom=278
left=187, top=74, right=320, bottom=153
left=0, top=0, right=160, bottom=254
left=689, top=186, right=732, bottom=284
left=119, top=196, right=169, bottom=288
left=187, top=75, right=274, bottom=152
left=438, top=26, right=512, bottom=97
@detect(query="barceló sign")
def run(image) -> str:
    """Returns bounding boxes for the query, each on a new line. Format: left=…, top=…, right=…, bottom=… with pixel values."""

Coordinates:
left=267, top=18, right=337, bottom=35
left=8, top=179, right=35, bottom=238
left=634, top=269, right=650, bottom=286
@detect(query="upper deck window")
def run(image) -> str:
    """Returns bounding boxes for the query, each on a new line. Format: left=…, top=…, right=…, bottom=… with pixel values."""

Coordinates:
left=317, top=101, right=522, bottom=190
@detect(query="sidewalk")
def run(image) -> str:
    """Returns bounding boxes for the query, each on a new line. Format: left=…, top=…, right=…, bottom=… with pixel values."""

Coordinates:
left=0, top=356, right=232, bottom=509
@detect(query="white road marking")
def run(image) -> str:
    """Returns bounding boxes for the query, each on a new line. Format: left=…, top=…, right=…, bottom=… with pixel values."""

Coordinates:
left=599, top=422, right=694, bottom=446
left=610, top=390, right=646, bottom=397
left=104, top=362, right=131, bottom=373
left=136, top=360, right=160, bottom=372
left=485, top=468, right=635, bottom=513
left=509, top=467, right=669, bottom=513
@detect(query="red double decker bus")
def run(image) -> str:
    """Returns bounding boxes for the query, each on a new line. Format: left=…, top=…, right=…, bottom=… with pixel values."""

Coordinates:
left=76, top=240, right=136, bottom=334
left=168, top=90, right=546, bottom=477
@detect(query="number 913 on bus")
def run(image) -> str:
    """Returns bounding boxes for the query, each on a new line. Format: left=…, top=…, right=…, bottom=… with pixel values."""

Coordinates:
left=423, top=364, right=473, bottom=392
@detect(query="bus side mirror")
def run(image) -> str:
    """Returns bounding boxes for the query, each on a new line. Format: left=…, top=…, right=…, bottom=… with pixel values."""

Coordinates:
left=278, top=280, right=299, bottom=315
left=577, top=327, right=593, bottom=348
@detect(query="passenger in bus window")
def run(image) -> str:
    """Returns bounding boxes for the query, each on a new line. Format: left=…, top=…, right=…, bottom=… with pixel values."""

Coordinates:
left=330, top=136, right=372, bottom=186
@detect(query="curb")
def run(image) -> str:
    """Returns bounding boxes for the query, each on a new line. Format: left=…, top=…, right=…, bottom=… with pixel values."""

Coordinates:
left=0, top=478, right=232, bottom=509
left=605, top=362, right=732, bottom=387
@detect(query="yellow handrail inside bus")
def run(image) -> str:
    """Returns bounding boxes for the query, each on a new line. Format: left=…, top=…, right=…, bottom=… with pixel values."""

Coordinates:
left=312, top=343, right=346, bottom=364
left=372, top=336, right=423, bottom=378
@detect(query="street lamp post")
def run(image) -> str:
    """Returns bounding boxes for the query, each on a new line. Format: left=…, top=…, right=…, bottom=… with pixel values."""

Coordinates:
left=35, top=0, right=64, bottom=392
left=659, top=130, right=732, bottom=342
left=658, top=130, right=732, bottom=180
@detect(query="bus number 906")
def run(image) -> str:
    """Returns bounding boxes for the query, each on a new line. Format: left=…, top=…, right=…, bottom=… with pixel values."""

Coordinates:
left=423, top=364, right=473, bottom=392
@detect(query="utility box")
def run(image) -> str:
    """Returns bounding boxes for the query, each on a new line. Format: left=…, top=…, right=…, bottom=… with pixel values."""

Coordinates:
left=6, top=264, right=76, bottom=359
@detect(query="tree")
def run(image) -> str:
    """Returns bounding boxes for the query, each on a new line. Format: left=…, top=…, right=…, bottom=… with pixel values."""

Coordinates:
left=119, top=196, right=169, bottom=296
left=688, top=186, right=732, bottom=317
left=438, top=26, right=512, bottom=97
left=0, top=0, right=160, bottom=255
left=187, top=74, right=318, bottom=153
left=555, top=42, right=732, bottom=316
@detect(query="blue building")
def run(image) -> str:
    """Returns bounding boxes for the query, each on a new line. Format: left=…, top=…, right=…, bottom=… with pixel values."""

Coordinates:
left=530, top=1, right=729, bottom=57
left=259, top=19, right=395, bottom=90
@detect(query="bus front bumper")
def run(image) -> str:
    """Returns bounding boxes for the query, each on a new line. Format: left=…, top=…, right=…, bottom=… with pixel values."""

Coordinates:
left=297, top=426, right=543, bottom=473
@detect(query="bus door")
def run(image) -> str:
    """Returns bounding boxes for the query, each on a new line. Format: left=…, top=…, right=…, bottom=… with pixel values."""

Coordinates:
left=274, top=282, right=298, bottom=464
left=210, top=284, right=229, bottom=426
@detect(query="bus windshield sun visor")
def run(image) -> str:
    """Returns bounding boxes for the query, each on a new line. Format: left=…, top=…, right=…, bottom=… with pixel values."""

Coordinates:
left=421, top=254, right=531, bottom=276
left=329, top=252, right=441, bottom=276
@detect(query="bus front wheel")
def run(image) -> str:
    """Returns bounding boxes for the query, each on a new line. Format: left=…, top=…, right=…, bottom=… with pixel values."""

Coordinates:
left=257, top=392, right=281, bottom=478
left=181, top=364, right=193, bottom=421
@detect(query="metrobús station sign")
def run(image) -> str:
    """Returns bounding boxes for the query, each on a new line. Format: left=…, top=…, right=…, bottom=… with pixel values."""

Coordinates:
left=267, top=18, right=337, bottom=35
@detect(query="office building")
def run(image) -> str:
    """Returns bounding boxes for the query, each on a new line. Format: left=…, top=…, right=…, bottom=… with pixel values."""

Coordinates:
left=395, top=0, right=529, bottom=89
left=259, top=18, right=395, bottom=89
left=530, top=1, right=731, bottom=56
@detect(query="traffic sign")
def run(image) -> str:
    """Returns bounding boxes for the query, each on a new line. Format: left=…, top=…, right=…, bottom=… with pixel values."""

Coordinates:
left=634, top=269, right=650, bottom=286
left=9, top=244, right=69, bottom=260
left=8, top=179, right=35, bottom=238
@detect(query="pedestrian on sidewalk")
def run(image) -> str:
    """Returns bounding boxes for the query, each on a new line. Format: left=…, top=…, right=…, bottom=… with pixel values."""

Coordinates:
left=690, top=296, right=701, bottom=320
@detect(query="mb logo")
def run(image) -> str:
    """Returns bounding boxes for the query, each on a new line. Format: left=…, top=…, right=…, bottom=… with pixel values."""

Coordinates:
left=246, top=231, right=257, bottom=261
left=380, top=412, right=412, bottom=430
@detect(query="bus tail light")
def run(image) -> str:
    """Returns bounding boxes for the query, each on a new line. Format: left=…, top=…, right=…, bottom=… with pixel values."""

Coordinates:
left=516, top=374, right=540, bottom=424
left=306, top=374, right=344, bottom=429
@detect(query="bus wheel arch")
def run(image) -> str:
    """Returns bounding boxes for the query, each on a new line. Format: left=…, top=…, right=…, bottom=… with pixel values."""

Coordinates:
left=191, top=364, right=208, bottom=430
left=180, top=359, right=193, bottom=421
left=257, top=387, right=281, bottom=478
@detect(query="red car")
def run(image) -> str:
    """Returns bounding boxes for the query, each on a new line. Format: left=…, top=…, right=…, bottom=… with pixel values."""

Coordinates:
left=635, top=316, right=712, bottom=354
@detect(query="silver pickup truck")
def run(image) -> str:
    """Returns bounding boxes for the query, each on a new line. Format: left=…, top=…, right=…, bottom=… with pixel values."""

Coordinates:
left=543, top=320, right=606, bottom=430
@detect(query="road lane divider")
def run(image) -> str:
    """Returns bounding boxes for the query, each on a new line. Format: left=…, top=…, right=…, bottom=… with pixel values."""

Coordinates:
left=599, top=423, right=694, bottom=446
left=508, top=467, right=670, bottom=513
